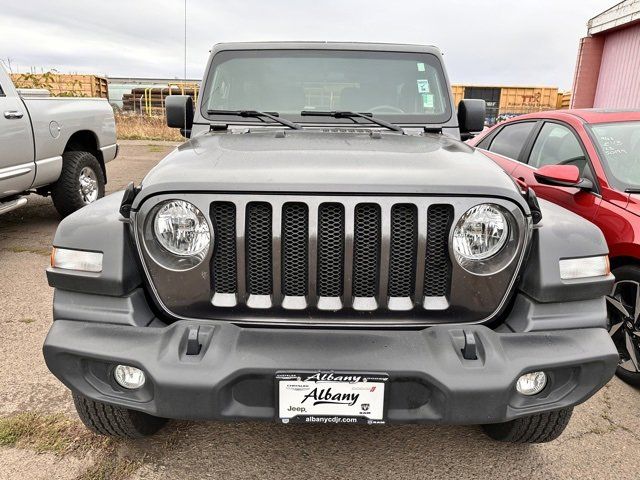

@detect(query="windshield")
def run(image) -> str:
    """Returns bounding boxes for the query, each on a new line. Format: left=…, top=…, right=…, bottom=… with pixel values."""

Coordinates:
left=201, top=49, right=452, bottom=125
left=589, top=121, right=640, bottom=190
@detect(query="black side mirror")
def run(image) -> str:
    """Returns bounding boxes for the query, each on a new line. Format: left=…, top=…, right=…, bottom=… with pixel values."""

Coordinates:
left=166, top=95, right=194, bottom=138
left=458, top=99, right=486, bottom=141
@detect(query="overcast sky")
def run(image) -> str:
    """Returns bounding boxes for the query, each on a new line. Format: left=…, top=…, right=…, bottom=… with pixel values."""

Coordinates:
left=1, top=0, right=614, bottom=90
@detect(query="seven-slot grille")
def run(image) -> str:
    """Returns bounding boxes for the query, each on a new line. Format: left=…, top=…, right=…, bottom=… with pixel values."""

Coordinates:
left=210, top=199, right=453, bottom=312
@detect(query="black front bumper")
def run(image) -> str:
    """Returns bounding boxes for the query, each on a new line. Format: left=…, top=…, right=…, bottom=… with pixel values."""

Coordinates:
left=43, top=319, right=617, bottom=425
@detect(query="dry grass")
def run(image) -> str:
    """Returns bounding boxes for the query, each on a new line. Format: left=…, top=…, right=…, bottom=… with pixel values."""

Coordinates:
left=115, top=113, right=182, bottom=142
left=0, top=412, right=142, bottom=480
left=0, top=412, right=108, bottom=454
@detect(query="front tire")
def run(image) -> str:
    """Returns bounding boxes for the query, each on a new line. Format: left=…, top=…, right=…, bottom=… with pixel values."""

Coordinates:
left=51, top=151, right=105, bottom=218
left=72, top=392, right=167, bottom=439
left=481, top=407, right=573, bottom=443
left=607, top=265, right=640, bottom=387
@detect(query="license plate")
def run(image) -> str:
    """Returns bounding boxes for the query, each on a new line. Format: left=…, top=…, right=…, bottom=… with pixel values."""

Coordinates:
left=276, top=371, right=388, bottom=425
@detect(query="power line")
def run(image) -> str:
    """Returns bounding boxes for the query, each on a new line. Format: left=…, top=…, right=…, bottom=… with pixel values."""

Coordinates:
left=184, top=0, right=187, bottom=81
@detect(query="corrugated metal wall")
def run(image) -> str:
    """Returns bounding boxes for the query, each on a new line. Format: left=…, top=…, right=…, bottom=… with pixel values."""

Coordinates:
left=594, top=23, right=640, bottom=108
left=571, top=36, right=604, bottom=108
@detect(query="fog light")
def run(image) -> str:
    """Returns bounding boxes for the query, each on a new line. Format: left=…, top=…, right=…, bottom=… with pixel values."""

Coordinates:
left=114, top=365, right=146, bottom=389
left=516, top=371, right=547, bottom=396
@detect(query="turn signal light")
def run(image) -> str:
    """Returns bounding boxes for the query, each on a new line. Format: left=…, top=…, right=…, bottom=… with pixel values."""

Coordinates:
left=559, top=255, right=609, bottom=280
left=50, top=247, right=103, bottom=273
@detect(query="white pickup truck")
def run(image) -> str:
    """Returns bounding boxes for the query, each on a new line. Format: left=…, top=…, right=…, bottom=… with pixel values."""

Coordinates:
left=0, top=66, right=117, bottom=217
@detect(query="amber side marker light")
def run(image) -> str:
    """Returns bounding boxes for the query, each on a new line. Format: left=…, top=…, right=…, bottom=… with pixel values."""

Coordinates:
left=50, top=247, right=103, bottom=273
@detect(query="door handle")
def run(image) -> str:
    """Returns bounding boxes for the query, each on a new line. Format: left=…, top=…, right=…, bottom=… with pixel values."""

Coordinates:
left=4, top=110, right=24, bottom=119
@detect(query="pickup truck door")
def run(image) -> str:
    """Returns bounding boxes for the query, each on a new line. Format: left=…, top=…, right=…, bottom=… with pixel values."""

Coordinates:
left=0, top=69, right=35, bottom=198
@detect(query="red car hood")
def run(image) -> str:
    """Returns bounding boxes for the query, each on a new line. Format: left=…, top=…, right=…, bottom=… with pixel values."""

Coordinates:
left=625, top=194, right=640, bottom=216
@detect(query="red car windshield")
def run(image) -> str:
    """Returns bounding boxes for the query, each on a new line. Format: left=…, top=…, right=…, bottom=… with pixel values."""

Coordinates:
left=589, top=121, right=640, bottom=191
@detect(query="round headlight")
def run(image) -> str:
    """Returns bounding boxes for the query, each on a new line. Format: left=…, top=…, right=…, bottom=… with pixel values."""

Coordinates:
left=153, top=200, right=211, bottom=256
left=453, top=204, right=508, bottom=261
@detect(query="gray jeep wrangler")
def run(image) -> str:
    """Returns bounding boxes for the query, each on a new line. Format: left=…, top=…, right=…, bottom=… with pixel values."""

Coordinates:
left=44, top=42, right=618, bottom=443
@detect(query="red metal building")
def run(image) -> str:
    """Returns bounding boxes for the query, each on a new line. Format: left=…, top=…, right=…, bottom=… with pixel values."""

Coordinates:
left=572, top=0, right=640, bottom=109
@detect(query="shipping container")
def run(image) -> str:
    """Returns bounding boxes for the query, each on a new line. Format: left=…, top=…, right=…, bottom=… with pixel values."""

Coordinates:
left=498, top=87, right=558, bottom=115
left=451, top=84, right=560, bottom=125
left=557, top=91, right=572, bottom=109
left=451, top=84, right=465, bottom=107
left=10, top=73, right=109, bottom=98
left=463, top=87, right=501, bottom=125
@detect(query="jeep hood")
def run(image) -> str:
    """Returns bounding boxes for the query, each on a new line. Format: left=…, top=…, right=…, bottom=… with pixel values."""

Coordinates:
left=134, top=130, right=526, bottom=209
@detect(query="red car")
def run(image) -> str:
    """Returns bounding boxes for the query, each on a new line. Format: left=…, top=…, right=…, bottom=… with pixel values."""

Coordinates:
left=468, top=109, right=640, bottom=386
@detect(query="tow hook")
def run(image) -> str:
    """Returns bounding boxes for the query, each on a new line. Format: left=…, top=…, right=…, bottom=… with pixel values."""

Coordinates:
left=186, top=325, right=202, bottom=355
left=461, top=330, right=478, bottom=360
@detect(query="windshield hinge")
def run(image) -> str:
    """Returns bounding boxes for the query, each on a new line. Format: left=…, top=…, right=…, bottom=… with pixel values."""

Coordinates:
left=209, top=123, right=229, bottom=132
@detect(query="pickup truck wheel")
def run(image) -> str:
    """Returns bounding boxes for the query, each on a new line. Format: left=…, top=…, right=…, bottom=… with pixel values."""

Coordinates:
left=481, top=407, right=573, bottom=443
left=51, top=151, right=105, bottom=218
left=607, top=265, right=640, bottom=387
left=72, top=392, right=167, bottom=439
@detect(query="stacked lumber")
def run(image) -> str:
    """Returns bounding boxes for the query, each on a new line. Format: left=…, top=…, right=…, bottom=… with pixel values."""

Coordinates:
left=11, top=73, right=108, bottom=98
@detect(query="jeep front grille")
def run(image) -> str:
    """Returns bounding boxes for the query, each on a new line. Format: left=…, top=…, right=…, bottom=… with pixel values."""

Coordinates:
left=136, top=194, right=528, bottom=326
left=209, top=198, right=453, bottom=312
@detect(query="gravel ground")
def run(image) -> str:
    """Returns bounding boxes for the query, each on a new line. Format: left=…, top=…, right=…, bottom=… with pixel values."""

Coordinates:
left=1, top=140, right=640, bottom=479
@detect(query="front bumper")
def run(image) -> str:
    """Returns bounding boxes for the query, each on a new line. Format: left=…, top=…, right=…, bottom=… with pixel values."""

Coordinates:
left=43, top=319, right=617, bottom=425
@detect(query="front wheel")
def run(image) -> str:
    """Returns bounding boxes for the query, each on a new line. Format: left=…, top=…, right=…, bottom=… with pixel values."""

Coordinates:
left=607, top=265, right=640, bottom=387
left=481, top=407, right=573, bottom=443
left=51, top=151, right=105, bottom=218
left=72, top=392, right=167, bottom=439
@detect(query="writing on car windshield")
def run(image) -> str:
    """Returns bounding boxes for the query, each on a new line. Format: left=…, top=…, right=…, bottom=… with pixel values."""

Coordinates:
left=590, top=121, right=640, bottom=190
left=201, top=50, right=451, bottom=124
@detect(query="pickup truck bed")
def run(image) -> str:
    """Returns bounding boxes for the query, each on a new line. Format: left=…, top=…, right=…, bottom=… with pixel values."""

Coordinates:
left=0, top=65, right=117, bottom=217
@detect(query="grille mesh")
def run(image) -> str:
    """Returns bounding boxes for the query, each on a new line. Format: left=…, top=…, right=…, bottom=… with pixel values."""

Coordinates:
left=210, top=199, right=456, bottom=311
left=281, top=203, right=308, bottom=296
left=246, top=202, right=272, bottom=295
left=388, top=204, right=418, bottom=297
left=211, top=202, right=237, bottom=294
left=317, top=203, right=345, bottom=297
left=424, top=205, right=453, bottom=297
left=352, top=204, right=381, bottom=297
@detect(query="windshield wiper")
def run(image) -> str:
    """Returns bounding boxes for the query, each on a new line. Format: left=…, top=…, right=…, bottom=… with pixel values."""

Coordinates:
left=300, top=110, right=404, bottom=133
left=625, top=188, right=640, bottom=193
left=207, top=109, right=302, bottom=130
